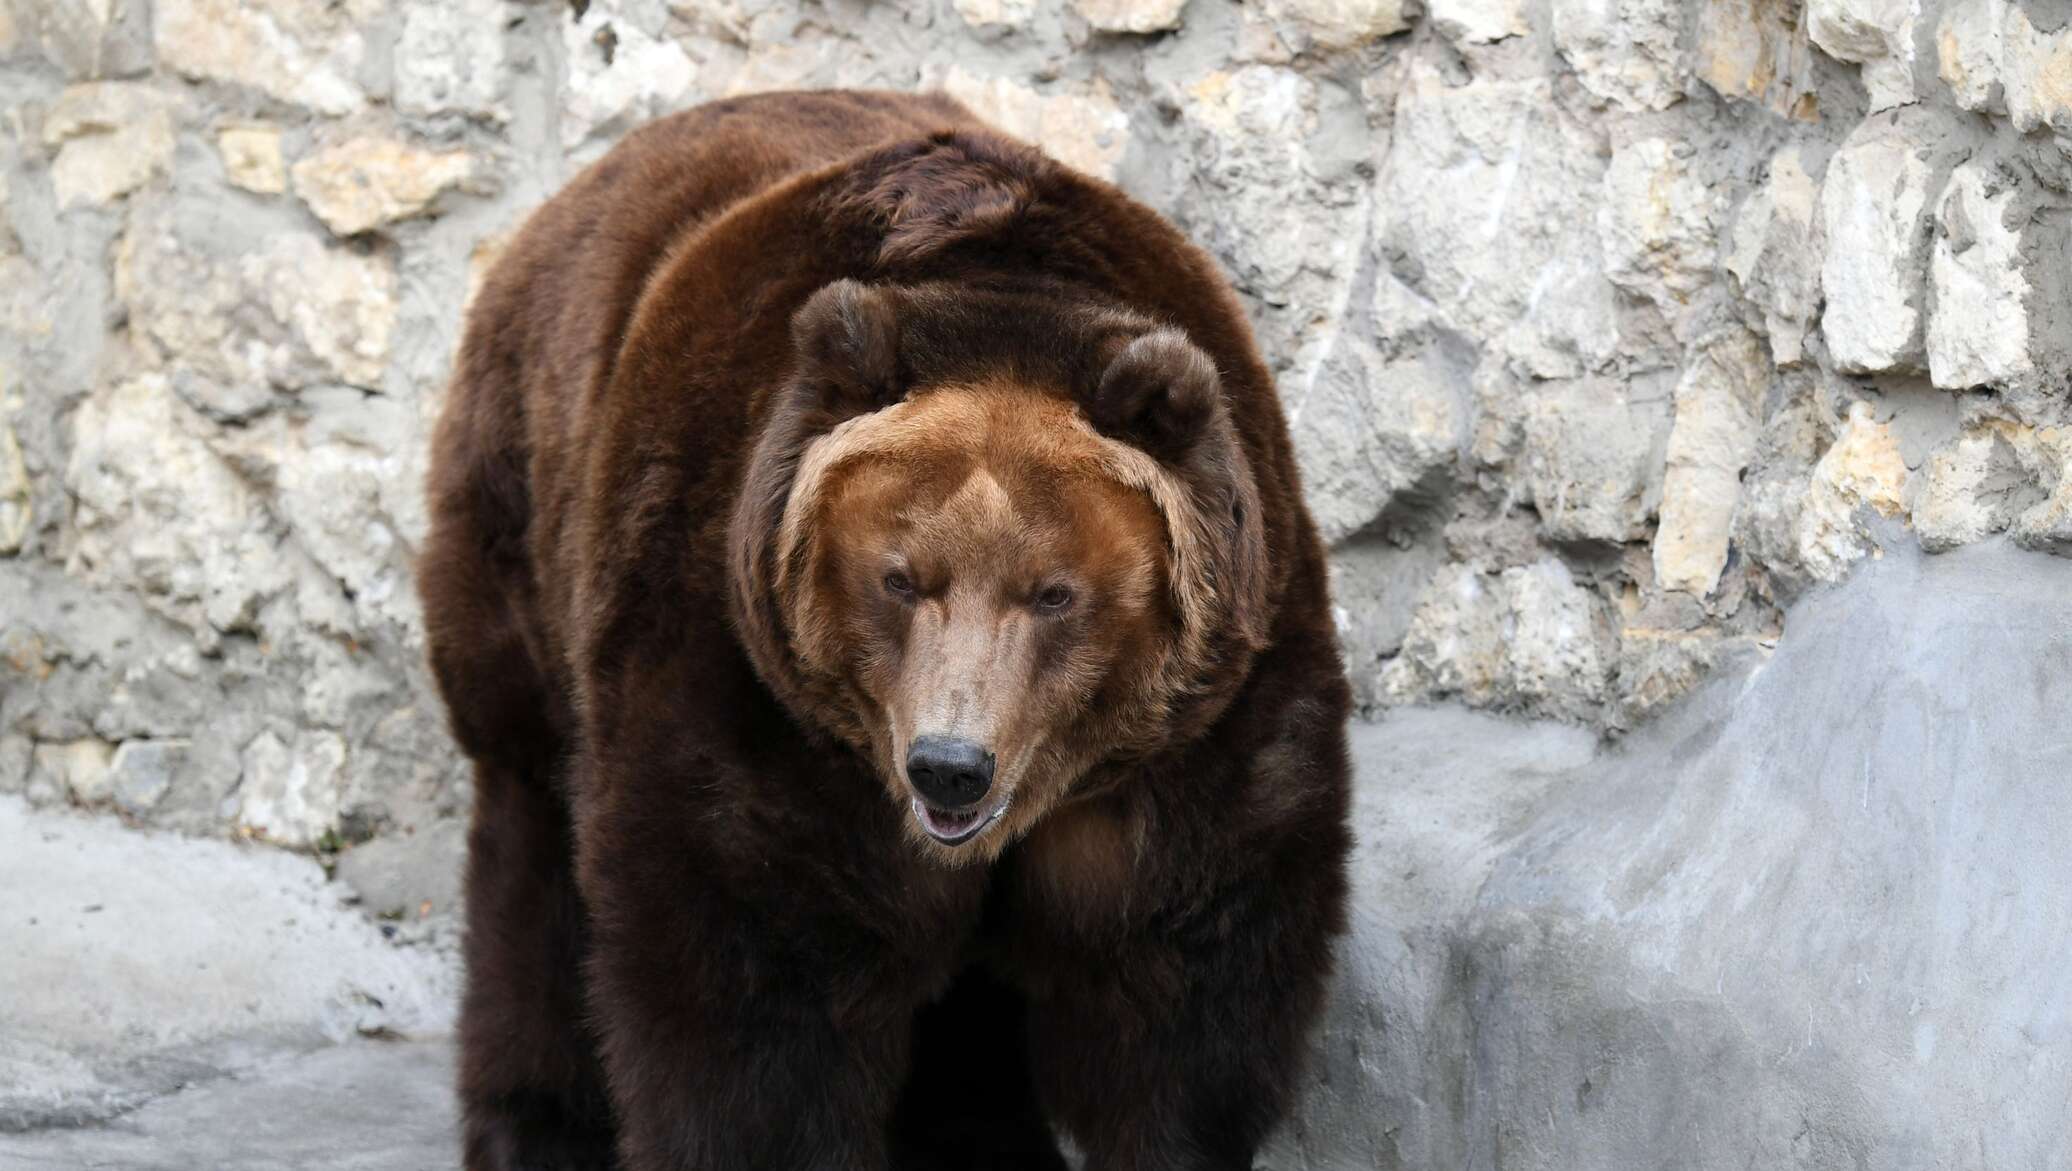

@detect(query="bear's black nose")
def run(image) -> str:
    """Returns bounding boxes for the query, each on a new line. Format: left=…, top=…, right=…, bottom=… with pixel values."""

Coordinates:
left=906, top=736, right=995, bottom=810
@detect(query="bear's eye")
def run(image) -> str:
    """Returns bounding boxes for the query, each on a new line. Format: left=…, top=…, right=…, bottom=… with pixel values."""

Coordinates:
left=883, top=571, right=915, bottom=599
left=1034, top=584, right=1074, bottom=613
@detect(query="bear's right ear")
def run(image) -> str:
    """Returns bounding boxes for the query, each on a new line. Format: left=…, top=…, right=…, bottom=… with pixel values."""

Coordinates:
left=1086, top=329, right=1221, bottom=462
left=791, top=279, right=903, bottom=417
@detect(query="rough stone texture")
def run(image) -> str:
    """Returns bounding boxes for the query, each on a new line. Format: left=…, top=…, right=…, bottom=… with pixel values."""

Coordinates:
left=216, top=124, right=288, bottom=195
left=0, top=0, right=2068, bottom=1060
left=1074, top=0, right=1189, bottom=33
left=0, top=795, right=454, bottom=1130
left=1274, top=540, right=2072, bottom=1171
left=1654, top=327, right=1768, bottom=594
left=1818, top=108, right=1968, bottom=375
left=1809, top=0, right=1919, bottom=110
left=42, top=82, right=179, bottom=210
left=291, top=134, right=477, bottom=237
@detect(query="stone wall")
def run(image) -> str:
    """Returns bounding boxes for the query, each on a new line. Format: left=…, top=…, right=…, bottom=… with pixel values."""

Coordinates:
left=1, top=0, right=2068, bottom=866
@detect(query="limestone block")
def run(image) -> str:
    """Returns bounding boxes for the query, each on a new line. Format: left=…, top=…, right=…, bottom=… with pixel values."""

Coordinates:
left=117, top=197, right=398, bottom=412
left=291, top=136, right=476, bottom=237
left=1289, top=332, right=1465, bottom=544
left=1817, top=109, right=1965, bottom=375
left=42, top=82, right=179, bottom=209
left=217, top=125, right=287, bottom=195
left=1073, top=0, right=1187, bottom=33
left=1911, top=427, right=2048, bottom=551
left=1522, top=377, right=1670, bottom=544
left=1256, top=0, right=1416, bottom=50
left=155, top=0, right=377, bottom=115
left=237, top=729, right=348, bottom=848
left=1552, top=0, right=1685, bottom=112
left=1598, top=138, right=1720, bottom=324
left=1796, top=401, right=1909, bottom=581
left=109, top=739, right=189, bottom=814
left=64, top=375, right=294, bottom=635
left=395, top=0, right=509, bottom=121
left=560, top=1, right=693, bottom=147
left=1380, top=557, right=1610, bottom=720
left=30, top=739, right=114, bottom=804
left=954, top=0, right=1038, bottom=29
left=1927, top=158, right=2030, bottom=391
left=1430, top=0, right=1528, bottom=44
left=1808, top=0, right=1917, bottom=110
left=1654, top=328, right=1769, bottom=596
left=1693, top=0, right=1820, bottom=118
left=1724, top=145, right=1823, bottom=366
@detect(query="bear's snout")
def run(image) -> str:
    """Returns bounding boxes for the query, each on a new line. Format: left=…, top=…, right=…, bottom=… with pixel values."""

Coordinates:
left=906, top=736, right=996, bottom=809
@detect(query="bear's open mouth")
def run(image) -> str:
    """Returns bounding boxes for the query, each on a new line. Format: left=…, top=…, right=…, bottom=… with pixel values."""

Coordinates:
left=911, top=796, right=1009, bottom=846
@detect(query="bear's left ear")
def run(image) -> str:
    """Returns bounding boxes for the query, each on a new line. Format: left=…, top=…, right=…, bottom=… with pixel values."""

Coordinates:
left=1085, top=329, right=1221, bottom=461
left=790, top=279, right=903, bottom=417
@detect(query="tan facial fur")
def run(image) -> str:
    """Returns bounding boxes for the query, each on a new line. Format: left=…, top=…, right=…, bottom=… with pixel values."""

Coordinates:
left=776, top=385, right=1180, bottom=864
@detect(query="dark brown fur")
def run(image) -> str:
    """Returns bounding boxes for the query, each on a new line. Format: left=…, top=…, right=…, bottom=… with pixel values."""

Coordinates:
left=420, top=90, right=1352, bottom=1171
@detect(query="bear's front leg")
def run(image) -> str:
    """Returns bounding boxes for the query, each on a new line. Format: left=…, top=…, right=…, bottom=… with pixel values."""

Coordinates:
left=581, top=869, right=926, bottom=1171
left=576, top=764, right=976, bottom=1171
left=1023, top=847, right=1345, bottom=1171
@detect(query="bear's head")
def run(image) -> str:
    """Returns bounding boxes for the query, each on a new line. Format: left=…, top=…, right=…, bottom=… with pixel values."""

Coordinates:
left=729, top=279, right=1268, bottom=864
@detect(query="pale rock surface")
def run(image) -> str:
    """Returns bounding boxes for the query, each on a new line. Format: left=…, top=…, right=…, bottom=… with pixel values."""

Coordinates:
left=108, top=738, right=187, bottom=814
left=1911, top=426, right=2048, bottom=550
left=941, top=68, right=1132, bottom=182
left=1936, top=0, right=2007, bottom=113
left=560, top=1, right=694, bottom=147
left=1377, top=62, right=1614, bottom=378
left=1808, top=0, right=1919, bottom=110
left=63, top=375, right=293, bottom=636
left=154, top=0, right=377, bottom=116
left=42, top=82, right=178, bottom=209
left=1797, top=401, right=1911, bottom=580
left=1926, top=157, right=2030, bottom=390
left=1551, top=0, right=1686, bottom=111
left=117, top=197, right=398, bottom=414
left=0, top=795, right=454, bottom=1128
left=12, top=0, right=152, bottom=79
left=1381, top=557, right=1610, bottom=721
left=1429, top=0, right=1529, bottom=44
left=1995, top=4, right=2072, bottom=134
left=30, top=738, right=114, bottom=804
left=1255, top=0, right=1417, bottom=50
left=1172, top=64, right=1363, bottom=380
left=217, top=124, right=288, bottom=195
left=1276, top=542, right=2072, bottom=1171
left=1693, top=0, right=1821, bottom=117
left=1654, top=328, right=1769, bottom=595
left=1523, top=376, right=1669, bottom=544
left=1074, top=0, right=1189, bottom=33
left=1818, top=109, right=1966, bottom=374
left=236, top=728, right=349, bottom=847
left=291, top=135, right=477, bottom=237
left=954, top=0, right=1039, bottom=29
left=1289, top=330, right=1465, bottom=543
left=395, top=0, right=510, bottom=121
left=0, top=412, right=28, bottom=554
left=1724, top=145, right=1823, bottom=365
left=1598, top=138, right=1720, bottom=329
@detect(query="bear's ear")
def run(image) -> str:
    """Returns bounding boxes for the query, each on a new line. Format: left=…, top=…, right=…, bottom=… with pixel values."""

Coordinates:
left=1086, top=329, right=1221, bottom=461
left=791, top=279, right=903, bottom=416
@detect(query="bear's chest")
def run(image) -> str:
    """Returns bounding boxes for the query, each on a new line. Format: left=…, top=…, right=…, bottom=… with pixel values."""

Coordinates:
left=1010, top=799, right=1139, bottom=931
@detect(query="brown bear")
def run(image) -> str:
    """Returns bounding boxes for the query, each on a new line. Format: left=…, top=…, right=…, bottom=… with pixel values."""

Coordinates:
left=419, top=90, right=1352, bottom=1171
